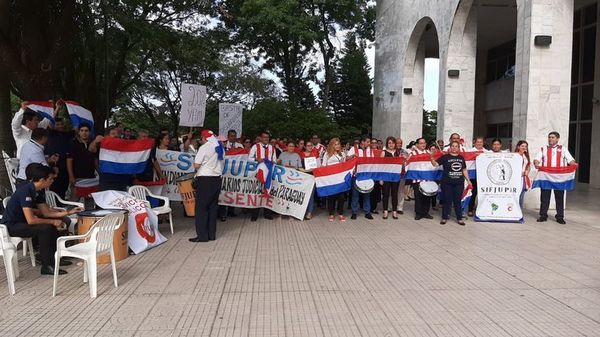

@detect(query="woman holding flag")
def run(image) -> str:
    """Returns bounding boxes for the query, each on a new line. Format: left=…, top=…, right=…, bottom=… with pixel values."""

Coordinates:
left=322, top=138, right=347, bottom=222
left=515, top=140, right=531, bottom=209
left=429, top=141, right=472, bottom=226
left=380, top=137, right=401, bottom=220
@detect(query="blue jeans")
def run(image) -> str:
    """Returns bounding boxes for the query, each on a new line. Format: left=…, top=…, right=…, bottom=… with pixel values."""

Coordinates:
left=351, top=178, right=371, bottom=215
left=306, top=188, right=315, bottom=215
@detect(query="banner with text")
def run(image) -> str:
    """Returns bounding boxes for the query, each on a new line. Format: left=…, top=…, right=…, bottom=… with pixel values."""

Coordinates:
left=219, top=157, right=314, bottom=220
left=156, top=149, right=195, bottom=201
left=475, top=153, right=524, bottom=223
left=219, top=103, right=243, bottom=137
left=179, top=83, right=207, bottom=127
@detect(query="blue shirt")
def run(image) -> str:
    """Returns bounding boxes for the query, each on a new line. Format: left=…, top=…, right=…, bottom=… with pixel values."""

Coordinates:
left=0, top=183, right=45, bottom=226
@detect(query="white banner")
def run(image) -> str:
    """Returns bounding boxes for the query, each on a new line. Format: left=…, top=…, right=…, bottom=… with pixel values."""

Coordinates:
left=156, top=149, right=195, bottom=201
left=475, top=153, right=524, bottom=222
left=92, top=190, right=167, bottom=254
left=219, top=158, right=314, bottom=220
left=2, top=150, right=19, bottom=192
left=219, top=103, right=243, bottom=137
left=179, top=83, right=207, bottom=127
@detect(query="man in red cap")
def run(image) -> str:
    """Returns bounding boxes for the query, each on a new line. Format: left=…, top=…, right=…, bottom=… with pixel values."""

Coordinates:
left=190, top=129, right=224, bottom=242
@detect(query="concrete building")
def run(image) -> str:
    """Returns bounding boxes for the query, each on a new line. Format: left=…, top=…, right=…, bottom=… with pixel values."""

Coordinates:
left=374, top=0, right=599, bottom=188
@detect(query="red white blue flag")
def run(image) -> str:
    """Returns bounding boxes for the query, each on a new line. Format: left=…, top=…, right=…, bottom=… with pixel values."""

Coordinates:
left=532, top=165, right=577, bottom=191
left=404, top=153, right=442, bottom=181
left=313, top=159, right=356, bottom=197
left=24, top=101, right=55, bottom=127
left=255, top=159, right=274, bottom=194
left=99, top=137, right=154, bottom=174
left=65, top=101, right=95, bottom=130
left=356, top=157, right=404, bottom=182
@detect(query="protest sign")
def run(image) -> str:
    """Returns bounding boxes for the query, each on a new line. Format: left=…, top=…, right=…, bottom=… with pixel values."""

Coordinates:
left=2, top=150, right=18, bottom=192
left=156, top=149, right=195, bottom=201
left=92, top=190, right=167, bottom=254
left=219, top=157, right=314, bottom=220
left=475, top=153, right=524, bottom=222
left=180, top=83, right=207, bottom=127
left=219, top=103, right=243, bottom=136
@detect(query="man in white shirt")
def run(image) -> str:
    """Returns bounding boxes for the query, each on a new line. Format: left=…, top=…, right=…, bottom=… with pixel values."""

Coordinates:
left=12, top=106, right=52, bottom=158
left=224, top=129, right=243, bottom=151
left=248, top=131, right=276, bottom=221
left=16, top=128, right=59, bottom=184
left=533, top=131, right=576, bottom=224
left=347, top=137, right=374, bottom=220
left=410, top=137, right=434, bottom=220
left=190, top=130, right=224, bottom=243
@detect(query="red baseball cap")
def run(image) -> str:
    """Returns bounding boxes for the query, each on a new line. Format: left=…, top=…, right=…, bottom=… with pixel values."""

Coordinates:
left=200, top=130, right=214, bottom=138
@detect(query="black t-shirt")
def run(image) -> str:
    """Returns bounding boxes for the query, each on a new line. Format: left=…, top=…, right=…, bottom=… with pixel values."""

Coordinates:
left=0, top=183, right=45, bottom=226
left=67, top=139, right=97, bottom=179
left=436, top=154, right=466, bottom=184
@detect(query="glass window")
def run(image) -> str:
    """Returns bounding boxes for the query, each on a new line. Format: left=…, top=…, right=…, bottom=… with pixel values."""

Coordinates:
left=487, top=124, right=497, bottom=138
left=578, top=123, right=592, bottom=183
left=582, top=27, right=596, bottom=83
left=581, top=84, right=594, bottom=120
left=584, top=3, right=597, bottom=26
left=572, top=31, right=580, bottom=84
left=568, top=123, right=577, bottom=156
left=570, top=87, right=579, bottom=121
left=498, top=123, right=510, bottom=138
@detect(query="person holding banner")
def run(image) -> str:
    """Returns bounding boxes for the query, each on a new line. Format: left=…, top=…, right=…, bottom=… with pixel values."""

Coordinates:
left=224, top=130, right=243, bottom=151
left=533, top=132, right=576, bottom=224
left=190, top=130, right=224, bottom=242
left=322, top=138, right=347, bottom=222
left=515, top=140, right=531, bottom=209
left=300, top=141, right=320, bottom=220
left=411, top=138, right=434, bottom=220
left=249, top=131, right=277, bottom=221
left=381, top=137, right=401, bottom=220
left=12, top=105, right=52, bottom=159
left=466, top=136, right=488, bottom=216
left=430, top=141, right=471, bottom=225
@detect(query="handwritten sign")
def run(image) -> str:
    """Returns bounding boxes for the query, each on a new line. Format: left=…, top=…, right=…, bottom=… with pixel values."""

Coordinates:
left=219, top=103, right=243, bottom=137
left=180, top=83, right=207, bottom=127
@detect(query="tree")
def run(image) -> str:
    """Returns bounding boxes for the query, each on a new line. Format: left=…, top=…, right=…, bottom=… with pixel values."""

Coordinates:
left=423, top=109, right=437, bottom=144
left=330, top=34, right=372, bottom=131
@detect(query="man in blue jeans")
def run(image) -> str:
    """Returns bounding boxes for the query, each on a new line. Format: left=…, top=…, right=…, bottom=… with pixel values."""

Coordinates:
left=347, top=137, right=374, bottom=220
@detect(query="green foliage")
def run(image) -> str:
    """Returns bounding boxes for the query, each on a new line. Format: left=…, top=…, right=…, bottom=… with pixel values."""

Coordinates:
left=330, top=34, right=372, bottom=133
left=423, top=109, right=438, bottom=144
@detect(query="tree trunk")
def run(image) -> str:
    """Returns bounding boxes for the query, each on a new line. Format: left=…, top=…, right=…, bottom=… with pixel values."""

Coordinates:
left=0, top=67, right=14, bottom=190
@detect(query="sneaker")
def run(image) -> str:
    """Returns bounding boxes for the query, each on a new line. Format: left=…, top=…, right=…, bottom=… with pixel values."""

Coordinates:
left=339, top=215, right=347, bottom=222
left=328, top=215, right=335, bottom=222
left=351, top=214, right=357, bottom=220
left=365, top=214, right=374, bottom=220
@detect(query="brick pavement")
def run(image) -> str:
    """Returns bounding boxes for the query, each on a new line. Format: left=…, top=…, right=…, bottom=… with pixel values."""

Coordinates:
left=1, top=197, right=600, bottom=337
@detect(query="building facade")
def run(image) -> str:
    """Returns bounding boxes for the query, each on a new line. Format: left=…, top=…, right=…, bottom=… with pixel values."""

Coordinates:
left=374, top=0, right=599, bottom=188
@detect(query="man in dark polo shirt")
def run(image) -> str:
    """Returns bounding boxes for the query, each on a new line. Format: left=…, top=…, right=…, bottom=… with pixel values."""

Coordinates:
left=1, top=164, right=82, bottom=275
left=66, top=123, right=100, bottom=187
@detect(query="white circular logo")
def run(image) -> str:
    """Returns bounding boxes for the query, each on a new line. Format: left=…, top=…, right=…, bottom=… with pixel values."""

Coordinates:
left=451, top=162, right=462, bottom=171
left=486, top=159, right=512, bottom=185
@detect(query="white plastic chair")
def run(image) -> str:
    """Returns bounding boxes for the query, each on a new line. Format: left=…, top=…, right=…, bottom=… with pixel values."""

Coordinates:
left=128, top=185, right=173, bottom=234
left=0, top=224, right=18, bottom=294
left=1, top=197, right=35, bottom=265
left=45, top=190, right=83, bottom=234
left=52, top=211, right=125, bottom=298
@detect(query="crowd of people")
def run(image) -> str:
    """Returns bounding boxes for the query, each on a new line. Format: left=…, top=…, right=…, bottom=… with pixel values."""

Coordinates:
left=0, top=100, right=577, bottom=274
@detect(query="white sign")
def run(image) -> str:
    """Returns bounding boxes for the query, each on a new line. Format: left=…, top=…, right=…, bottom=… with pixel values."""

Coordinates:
left=156, top=149, right=195, bottom=201
left=475, top=153, right=524, bottom=222
left=92, top=190, right=167, bottom=254
left=2, top=150, right=19, bottom=192
left=180, top=83, right=207, bottom=127
left=304, top=157, right=318, bottom=171
left=219, top=158, right=314, bottom=220
left=219, top=103, right=243, bottom=137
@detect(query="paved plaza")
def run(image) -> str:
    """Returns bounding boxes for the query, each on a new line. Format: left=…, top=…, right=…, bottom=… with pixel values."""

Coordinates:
left=1, top=189, right=600, bottom=337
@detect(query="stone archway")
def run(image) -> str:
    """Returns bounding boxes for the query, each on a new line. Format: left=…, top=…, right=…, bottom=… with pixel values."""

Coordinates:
left=401, top=17, right=439, bottom=144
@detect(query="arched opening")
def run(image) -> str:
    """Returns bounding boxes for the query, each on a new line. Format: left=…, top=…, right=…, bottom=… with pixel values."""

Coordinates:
left=443, top=0, right=518, bottom=149
left=401, top=18, right=440, bottom=144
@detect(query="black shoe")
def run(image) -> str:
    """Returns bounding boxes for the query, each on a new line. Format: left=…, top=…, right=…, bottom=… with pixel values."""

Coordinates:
left=220, top=216, right=227, bottom=222
left=41, top=265, right=67, bottom=275
left=251, top=216, right=258, bottom=222
left=424, top=214, right=433, bottom=219
left=351, top=214, right=357, bottom=220
left=209, top=237, right=216, bottom=241
left=189, top=237, right=209, bottom=242
left=365, top=214, right=373, bottom=220
left=371, top=211, right=379, bottom=214
left=397, top=210, right=404, bottom=215
left=265, top=215, right=274, bottom=220
left=557, top=218, right=566, bottom=225
left=415, top=216, right=422, bottom=221
left=537, top=217, right=547, bottom=222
